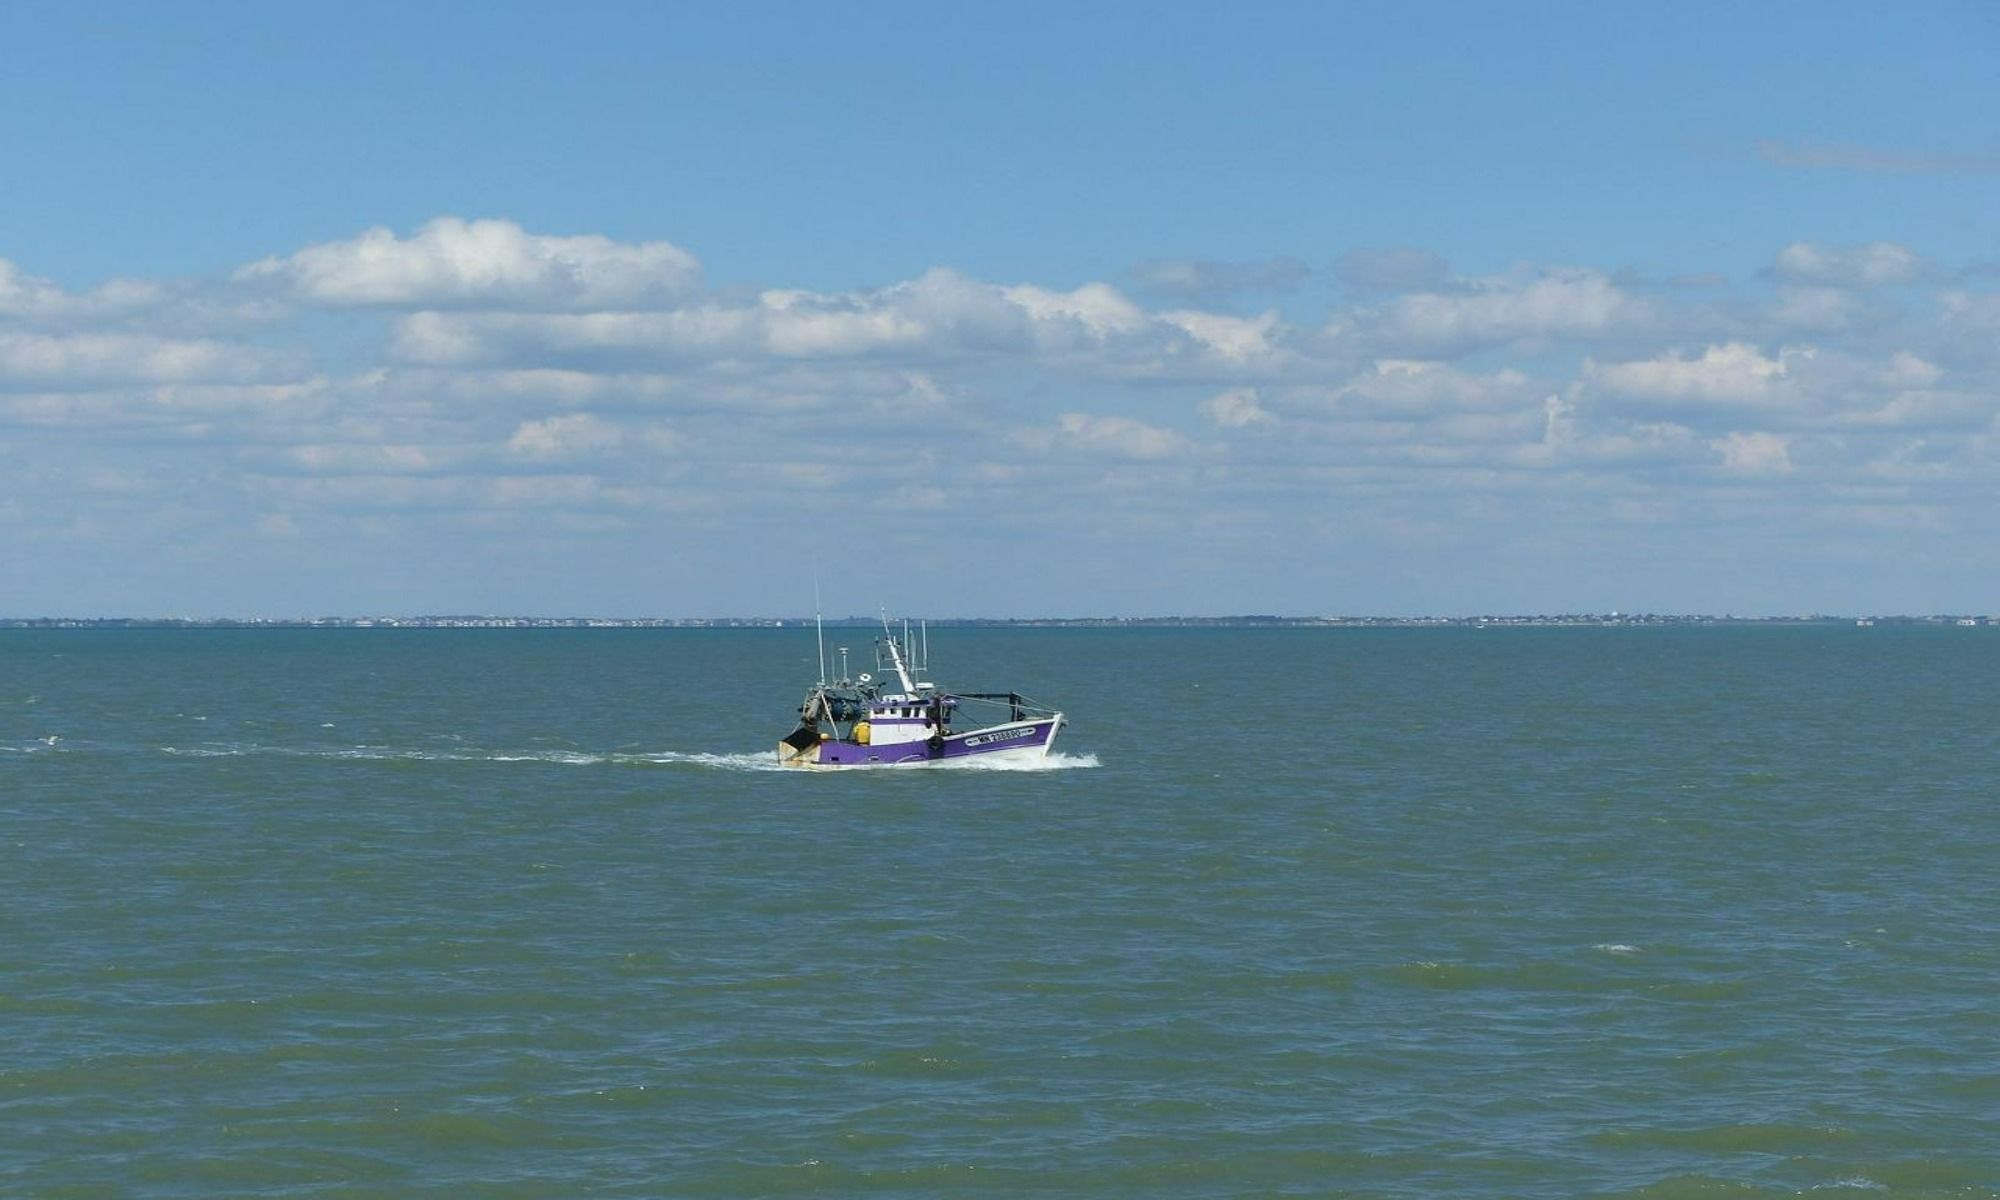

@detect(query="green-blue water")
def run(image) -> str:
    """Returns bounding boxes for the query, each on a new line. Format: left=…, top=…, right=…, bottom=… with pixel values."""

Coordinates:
left=5, top=627, right=1999, bottom=1197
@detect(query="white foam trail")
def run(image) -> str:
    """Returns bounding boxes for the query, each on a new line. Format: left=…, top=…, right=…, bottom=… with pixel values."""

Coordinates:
left=933, top=750, right=1101, bottom=771
left=160, top=743, right=787, bottom=771
left=1593, top=943, right=1641, bottom=955
left=622, top=751, right=795, bottom=772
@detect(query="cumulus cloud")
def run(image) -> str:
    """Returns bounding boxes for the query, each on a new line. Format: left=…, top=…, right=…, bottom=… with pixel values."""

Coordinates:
left=0, top=379, right=334, bottom=431
left=391, top=268, right=1013, bottom=366
left=1359, top=267, right=1662, bottom=357
left=393, top=268, right=1290, bottom=374
left=1316, top=360, right=1537, bottom=417
left=506, top=413, right=625, bottom=460
left=396, top=299, right=920, bottom=366
left=0, top=259, right=279, bottom=336
left=1764, top=285, right=1872, bottom=334
left=1202, top=387, right=1274, bottom=428
left=13, top=215, right=2000, bottom=617
left=1712, top=430, right=1794, bottom=474
left=1770, top=242, right=1930, bottom=288
left=0, top=331, right=299, bottom=388
left=234, top=217, right=703, bottom=310
left=0, top=260, right=162, bottom=323
left=1837, top=387, right=1989, bottom=431
left=284, top=443, right=440, bottom=474
left=1002, top=281, right=1149, bottom=339
left=1589, top=343, right=1803, bottom=407
left=1587, top=343, right=1967, bottom=436
left=1022, top=413, right=1194, bottom=460
left=1158, top=310, right=1284, bottom=364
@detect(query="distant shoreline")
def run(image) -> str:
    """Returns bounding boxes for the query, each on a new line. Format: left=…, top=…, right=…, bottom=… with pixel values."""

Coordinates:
left=3, top=615, right=1993, bottom=630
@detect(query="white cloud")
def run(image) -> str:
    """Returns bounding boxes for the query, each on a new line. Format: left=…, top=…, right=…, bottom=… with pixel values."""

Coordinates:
left=1588, top=344, right=1979, bottom=438
left=0, top=260, right=122, bottom=322
left=1028, top=412, right=1194, bottom=460
left=0, top=259, right=208, bottom=330
left=0, top=331, right=298, bottom=387
left=1202, top=387, right=1274, bottom=428
left=1770, top=242, right=1929, bottom=288
left=0, top=379, right=333, bottom=429
left=1765, top=285, right=1868, bottom=333
left=1364, top=268, right=1660, bottom=356
left=423, top=366, right=681, bottom=407
left=17, top=215, right=2000, bottom=617
left=1589, top=343, right=1802, bottom=406
left=1317, top=360, right=1537, bottom=416
left=753, top=289, right=932, bottom=357
left=875, top=268, right=1034, bottom=350
left=235, top=217, right=703, bottom=309
left=396, top=305, right=896, bottom=365
left=285, top=443, right=440, bottom=474
left=1002, top=281, right=1149, bottom=339
left=1837, top=388, right=1990, bottom=431
left=391, top=268, right=1287, bottom=376
left=1159, top=310, right=1284, bottom=364
left=392, top=269, right=1004, bottom=365
left=250, top=472, right=613, bottom=511
left=1711, top=430, right=1794, bottom=474
left=507, top=413, right=624, bottom=460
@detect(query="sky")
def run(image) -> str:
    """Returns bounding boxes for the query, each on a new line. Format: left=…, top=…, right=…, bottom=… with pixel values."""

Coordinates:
left=2, top=1, right=1997, bottom=617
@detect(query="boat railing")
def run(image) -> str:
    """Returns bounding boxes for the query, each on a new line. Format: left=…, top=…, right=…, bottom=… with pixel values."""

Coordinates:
left=954, top=691, right=1055, bottom=725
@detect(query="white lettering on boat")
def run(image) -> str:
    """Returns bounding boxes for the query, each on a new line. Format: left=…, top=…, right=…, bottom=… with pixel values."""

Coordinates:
left=961, top=726, right=1039, bottom=748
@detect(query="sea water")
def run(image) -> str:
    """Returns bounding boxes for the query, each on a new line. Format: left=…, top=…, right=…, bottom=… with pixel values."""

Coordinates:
left=3, top=626, right=1998, bottom=1197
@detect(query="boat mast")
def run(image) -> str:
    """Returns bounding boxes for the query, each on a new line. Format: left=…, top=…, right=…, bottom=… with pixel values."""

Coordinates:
left=880, top=611, right=918, bottom=694
left=814, top=568, right=827, bottom=685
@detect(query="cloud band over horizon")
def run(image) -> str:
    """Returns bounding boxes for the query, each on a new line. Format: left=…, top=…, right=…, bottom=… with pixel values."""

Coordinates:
left=4, top=217, right=1999, bottom=617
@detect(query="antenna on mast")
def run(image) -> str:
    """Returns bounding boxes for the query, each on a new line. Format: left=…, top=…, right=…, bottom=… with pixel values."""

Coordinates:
left=813, top=563, right=826, bottom=685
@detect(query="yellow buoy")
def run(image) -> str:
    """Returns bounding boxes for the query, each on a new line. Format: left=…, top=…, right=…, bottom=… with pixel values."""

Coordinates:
left=854, top=721, right=872, bottom=745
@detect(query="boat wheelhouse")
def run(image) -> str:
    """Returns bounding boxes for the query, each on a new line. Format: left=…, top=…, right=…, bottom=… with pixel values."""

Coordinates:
left=777, top=617, right=1064, bottom=768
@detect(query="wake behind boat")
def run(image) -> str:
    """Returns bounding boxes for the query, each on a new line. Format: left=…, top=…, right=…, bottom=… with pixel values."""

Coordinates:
left=777, top=617, right=1064, bottom=768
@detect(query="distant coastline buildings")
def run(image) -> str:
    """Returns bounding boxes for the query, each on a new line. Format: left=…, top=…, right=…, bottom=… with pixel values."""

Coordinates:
left=3, top=614, right=1998, bottom=630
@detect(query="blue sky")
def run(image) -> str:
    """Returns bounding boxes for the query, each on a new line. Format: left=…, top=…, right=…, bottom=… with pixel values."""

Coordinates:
left=3, top=2, right=1997, bottom=616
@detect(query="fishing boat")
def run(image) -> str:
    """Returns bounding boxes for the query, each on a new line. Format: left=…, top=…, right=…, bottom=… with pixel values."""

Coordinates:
left=777, top=616, right=1064, bottom=768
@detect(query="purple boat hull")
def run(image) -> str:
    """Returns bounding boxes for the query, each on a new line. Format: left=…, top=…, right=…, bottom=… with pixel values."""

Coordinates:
left=781, top=716, right=1063, bottom=768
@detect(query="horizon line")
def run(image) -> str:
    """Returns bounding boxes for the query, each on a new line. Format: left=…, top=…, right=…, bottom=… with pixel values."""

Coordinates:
left=5, top=612, right=1997, bottom=626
